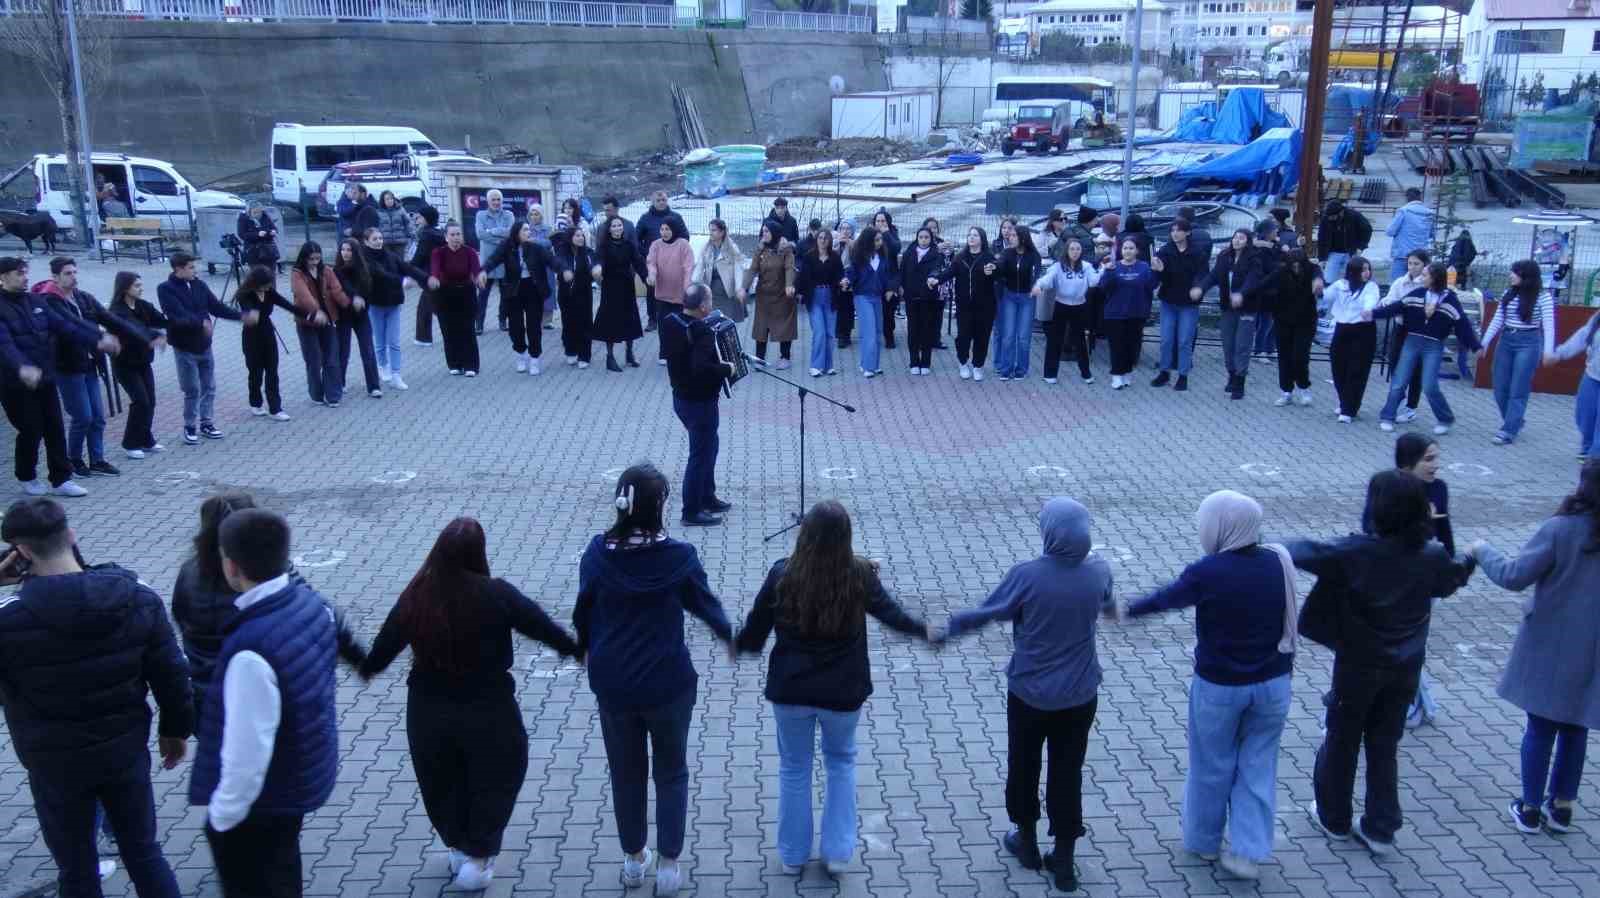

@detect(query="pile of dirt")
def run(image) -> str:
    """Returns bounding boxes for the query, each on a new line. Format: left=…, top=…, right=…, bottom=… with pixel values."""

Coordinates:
left=764, top=137, right=927, bottom=168
left=585, top=151, right=682, bottom=202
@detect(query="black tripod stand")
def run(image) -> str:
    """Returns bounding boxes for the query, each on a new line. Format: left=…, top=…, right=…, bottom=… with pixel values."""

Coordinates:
left=744, top=355, right=857, bottom=542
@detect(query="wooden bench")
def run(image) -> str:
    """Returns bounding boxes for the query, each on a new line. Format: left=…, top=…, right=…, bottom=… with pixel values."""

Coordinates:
left=99, top=218, right=167, bottom=264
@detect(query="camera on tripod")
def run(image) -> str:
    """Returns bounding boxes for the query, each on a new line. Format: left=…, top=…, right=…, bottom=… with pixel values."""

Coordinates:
left=219, top=232, right=244, bottom=262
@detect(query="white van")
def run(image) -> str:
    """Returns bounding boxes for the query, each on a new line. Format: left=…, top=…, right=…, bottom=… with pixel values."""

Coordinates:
left=270, top=124, right=437, bottom=206
left=23, top=153, right=245, bottom=232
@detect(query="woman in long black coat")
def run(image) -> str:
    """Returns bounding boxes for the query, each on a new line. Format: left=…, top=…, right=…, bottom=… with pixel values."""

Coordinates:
left=594, top=216, right=646, bottom=372
left=557, top=227, right=599, bottom=369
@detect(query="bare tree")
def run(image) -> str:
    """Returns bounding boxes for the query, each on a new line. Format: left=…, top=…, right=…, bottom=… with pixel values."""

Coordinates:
left=0, top=1, right=118, bottom=240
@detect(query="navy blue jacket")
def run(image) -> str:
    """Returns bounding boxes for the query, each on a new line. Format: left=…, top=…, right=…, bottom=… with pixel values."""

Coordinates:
left=995, top=247, right=1043, bottom=294
left=0, top=287, right=103, bottom=386
left=1373, top=287, right=1483, bottom=350
left=157, top=275, right=241, bottom=355
left=1100, top=260, right=1158, bottom=320
left=40, top=285, right=155, bottom=377
left=190, top=579, right=339, bottom=816
left=1128, top=546, right=1295, bottom=686
left=336, top=196, right=379, bottom=244
left=574, top=534, right=732, bottom=712
left=0, top=565, right=193, bottom=772
left=845, top=254, right=897, bottom=299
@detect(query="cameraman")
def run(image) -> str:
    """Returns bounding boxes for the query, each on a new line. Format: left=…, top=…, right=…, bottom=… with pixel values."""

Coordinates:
left=0, top=497, right=193, bottom=898
left=661, top=283, right=734, bottom=527
left=237, top=201, right=280, bottom=270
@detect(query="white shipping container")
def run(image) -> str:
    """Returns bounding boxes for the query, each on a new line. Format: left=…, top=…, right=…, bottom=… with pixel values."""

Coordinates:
left=830, top=91, right=936, bottom=142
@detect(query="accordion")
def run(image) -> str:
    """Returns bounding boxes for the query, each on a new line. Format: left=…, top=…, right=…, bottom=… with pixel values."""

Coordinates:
left=707, top=314, right=749, bottom=391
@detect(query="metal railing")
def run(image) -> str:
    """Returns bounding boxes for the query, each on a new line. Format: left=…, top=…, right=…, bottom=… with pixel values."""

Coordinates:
left=0, top=0, right=871, bottom=30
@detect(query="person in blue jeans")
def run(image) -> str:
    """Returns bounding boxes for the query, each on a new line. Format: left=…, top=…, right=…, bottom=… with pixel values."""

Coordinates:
left=843, top=227, right=897, bottom=378
left=1150, top=220, right=1208, bottom=391
left=1479, top=260, right=1555, bottom=445
left=1369, top=261, right=1482, bottom=435
left=157, top=252, right=240, bottom=445
left=734, top=500, right=930, bottom=876
left=1128, top=490, right=1297, bottom=880
left=1470, top=461, right=1600, bottom=834
left=574, top=464, right=733, bottom=897
left=943, top=497, right=1115, bottom=894
left=797, top=230, right=845, bottom=377
left=992, top=226, right=1042, bottom=380
left=1552, top=309, right=1600, bottom=459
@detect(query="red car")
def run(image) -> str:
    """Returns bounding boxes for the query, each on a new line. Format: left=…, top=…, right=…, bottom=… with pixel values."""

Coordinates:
left=1001, top=102, right=1075, bottom=156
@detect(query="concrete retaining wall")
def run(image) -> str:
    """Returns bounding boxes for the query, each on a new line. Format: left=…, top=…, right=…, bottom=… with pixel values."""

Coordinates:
left=0, top=22, right=886, bottom=186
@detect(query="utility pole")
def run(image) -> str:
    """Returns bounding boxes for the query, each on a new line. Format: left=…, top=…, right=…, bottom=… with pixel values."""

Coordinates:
left=64, top=0, right=96, bottom=249
left=1120, top=0, right=1144, bottom=220
left=1293, top=0, right=1335, bottom=241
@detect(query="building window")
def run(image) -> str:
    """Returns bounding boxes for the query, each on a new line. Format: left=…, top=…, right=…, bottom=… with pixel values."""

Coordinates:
left=1592, top=29, right=1600, bottom=52
left=1493, top=29, right=1565, bottom=55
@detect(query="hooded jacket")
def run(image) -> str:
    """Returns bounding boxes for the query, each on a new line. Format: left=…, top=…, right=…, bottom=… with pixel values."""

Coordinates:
left=636, top=206, right=688, bottom=260
left=734, top=558, right=926, bottom=713
left=573, top=534, right=732, bottom=711
left=34, top=282, right=154, bottom=377
left=946, top=499, right=1114, bottom=711
left=1385, top=200, right=1434, bottom=260
left=1155, top=238, right=1210, bottom=306
left=0, top=564, right=193, bottom=771
left=950, top=249, right=999, bottom=309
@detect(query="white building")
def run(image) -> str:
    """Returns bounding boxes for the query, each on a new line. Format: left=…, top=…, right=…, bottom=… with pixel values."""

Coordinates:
left=1168, top=0, right=1312, bottom=62
left=1026, top=0, right=1173, bottom=48
left=1464, top=0, right=1600, bottom=93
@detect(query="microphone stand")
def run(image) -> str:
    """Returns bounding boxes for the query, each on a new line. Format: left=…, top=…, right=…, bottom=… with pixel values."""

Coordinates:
left=741, top=352, right=857, bottom=542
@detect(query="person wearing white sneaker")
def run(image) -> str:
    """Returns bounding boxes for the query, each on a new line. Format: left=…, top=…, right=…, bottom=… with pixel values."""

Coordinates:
left=270, top=411, right=291, bottom=422
left=353, top=517, right=582, bottom=897
left=1370, top=261, right=1481, bottom=435
left=798, top=230, right=846, bottom=380
left=1274, top=392, right=1293, bottom=407
left=1264, top=251, right=1323, bottom=411
left=744, top=224, right=798, bottom=372
left=959, top=363, right=972, bottom=379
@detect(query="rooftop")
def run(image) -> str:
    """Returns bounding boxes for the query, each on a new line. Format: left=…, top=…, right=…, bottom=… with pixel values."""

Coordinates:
left=1480, top=0, right=1597, bottom=18
left=1028, top=0, right=1171, bottom=13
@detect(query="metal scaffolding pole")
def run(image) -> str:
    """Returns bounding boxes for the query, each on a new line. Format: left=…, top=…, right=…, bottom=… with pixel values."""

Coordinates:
left=64, top=0, right=96, bottom=249
left=1293, top=0, right=1336, bottom=239
left=1120, top=0, right=1144, bottom=220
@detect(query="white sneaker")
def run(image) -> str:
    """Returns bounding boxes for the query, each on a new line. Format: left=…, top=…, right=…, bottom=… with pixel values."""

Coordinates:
left=1274, top=392, right=1292, bottom=406
left=125, top=448, right=147, bottom=460
left=1219, top=852, right=1259, bottom=880
left=1295, top=389, right=1313, bottom=407
left=368, top=388, right=383, bottom=398
left=379, top=367, right=392, bottom=384
left=959, top=364, right=971, bottom=379
left=809, top=367, right=822, bottom=377
left=464, top=370, right=477, bottom=378
left=1379, top=421, right=1395, bottom=432
left=453, top=856, right=494, bottom=890
left=621, top=848, right=653, bottom=888
left=781, top=862, right=804, bottom=875
left=1338, top=415, right=1353, bottom=424
left=826, top=368, right=837, bottom=375
left=271, top=411, right=291, bottom=422
left=825, top=860, right=849, bottom=876
left=99, top=859, right=117, bottom=880
left=577, top=361, right=589, bottom=370
left=147, top=442, right=164, bottom=452
left=52, top=480, right=88, bottom=498
left=446, top=849, right=466, bottom=876
left=775, top=359, right=792, bottom=370
left=1044, top=376, right=1058, bottom=384
left=1082, top=374, right=1094, bottom=384
left=657, top=358, right=668, bottom=366
left=1398, top=407, right=1418, bottom=423
left=1112, top=375, right=1127, bottom=389
left=529, top=358, right=541, bottom=376
left=972, top=368, right=984, bottom=382
left=1433, top=424, right=1451, bottom=435
left=655, top=857, right=682, bottom=895
left=565, top=355, right=578, bottom=366
left=390, top=374, right=408, bottom=391
left=862, top=369, right=876, bottom=379
left=449, top=369, right=462, bottom=376
left=250, top=405, right=268, bottom=417
left=515, top=353, right=528, bottom=373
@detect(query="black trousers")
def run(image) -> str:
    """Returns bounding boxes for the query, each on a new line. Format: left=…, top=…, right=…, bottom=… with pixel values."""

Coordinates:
left=645, top=285, right=661, bottom=326
left=1, top=382, right=72, bottom=486
left=1387, top=325, right=1423, bottom=407
left=1007, top=692, right=1097, bottom=848
left=1330, top=322, right=1377, bottom=417
left=754, top=340, right=791, bottom=361
left=834, top=290, right=855, bottom=342
left=436, top=284, right=481, bottom=373
left=558, top=284, right=593, bottom=362
left=1104, top=318, right=1143, bottom=376
left=408, top=686, right=528, bottom=859
left=1275, top=321, right=1316, bottom=392
left=474, top=278, right=507, bottom=331
left=335, top=307, right=381, bottom=394
left=30, top=750, right=181, bottom=898
left=883, top=296, right=899, bottom=346
left=1314, top=659, right=1421, bottom=843
left=1044, top=303, right=1093, bottom=379
left=113, top=362, right=156, bottom=451
left=955, top=298, right=996, bottom=367
left=241, top=327, right=282, bottom=414
left=906, top=300, right=943, bottom=368
left=205, top=813, right=304, bottom=898
left=506, top=279, right=544, bottom=357
left=415, top=289, right=436, bottom=343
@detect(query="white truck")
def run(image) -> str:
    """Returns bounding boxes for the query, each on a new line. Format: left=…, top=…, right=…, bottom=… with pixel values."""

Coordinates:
left=3, top=153, right=245, bottom=232
left=317, top=149, right=491, bottom=216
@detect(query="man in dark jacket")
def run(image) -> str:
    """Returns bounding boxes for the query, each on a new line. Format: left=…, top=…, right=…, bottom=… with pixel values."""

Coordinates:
left=1315, top=199, right=1370, bottom=282
left=157, top=252, right=240, bottom=445
left=1246, top=219, right=1285, bottom=359
left=0, top=257, right=118, bottom=497
left=1291, top=470, right=1475, bottom=857
left=1174, top=206, right=1213, bottom=262
left=1150, top=220, right=1209, bottom=391
left=661, top=285, right=733, bottom=527
left=0, top=497, right=193, bottom=898
left=408, top=206, right=446, bottom=346
left=191, top=508, right=338, bottom=898
left=762, top=197, right=801, bottom=246
left=38, top=257, right=156, bottom=478
left=636, top=191, right=689, bottom=331
left=335, top=184, right=379, bottom=246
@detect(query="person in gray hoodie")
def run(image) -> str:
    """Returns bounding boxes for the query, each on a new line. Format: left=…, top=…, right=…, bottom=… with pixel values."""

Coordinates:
left=942, top=497, right=1116, bottom=894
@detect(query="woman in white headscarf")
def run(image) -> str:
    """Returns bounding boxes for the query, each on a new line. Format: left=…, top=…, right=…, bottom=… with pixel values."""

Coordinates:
left=1127, top=490, right=1297, bottom=881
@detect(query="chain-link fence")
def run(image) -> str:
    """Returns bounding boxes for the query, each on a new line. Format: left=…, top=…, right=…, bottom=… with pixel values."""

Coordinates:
left=1451, top=228, right=1600, bottom=307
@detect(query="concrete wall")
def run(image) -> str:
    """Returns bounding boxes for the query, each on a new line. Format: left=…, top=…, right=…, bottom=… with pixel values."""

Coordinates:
left=0, top=22, right=886, bottom=186
left=885, top=55, right=1164, bottom=126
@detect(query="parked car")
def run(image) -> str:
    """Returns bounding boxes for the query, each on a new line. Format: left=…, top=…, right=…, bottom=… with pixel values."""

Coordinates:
left=271, top=122, right=436, bottom=207
left=1218, top=65, right=1262, bottom=83
left=1001, top=102, right=1078, bottom=156
left=317, top=149, right=490, bottom=216
left=5, top=153, right=245, bottom=234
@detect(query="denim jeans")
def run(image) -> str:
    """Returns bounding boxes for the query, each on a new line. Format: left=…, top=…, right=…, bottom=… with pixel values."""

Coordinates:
left=808, top=290, right=837, bottom=373
left=1522, top=713, right=1588, bottom=808
left=1380, top=334, right=1452, bottom=425
left=1218, top=311, right=1256, bottom=377
left=28, top=750, right=181, bottom=898
left=993, top=289, right=1033, bottom=378
left=1184, top=673, right=1291, bottom=861
left=773, top=704, right=861, bottom=866
left=1158, top=303, right=1199, bottom=374
left=1253, top=311, right=1277, bottom=354
left=672, top=397, right=719, bottom=518
left=598, top=687, right=696, bottom=859
left=56, top=372, right=105, bottom=463
left=1324, top=252, right=1351, bottom=286
left=296, top=324, right=343, bottom=404
left=369, top=304, right=403, bottom=373
left=854, top=294, right=883, bottom=374
left=1491, top=328, right=1542, bottom=440
left=1390, top=258, right=1409, bottom=282
left=1578, top=375, right=1600, bottom=457
left=172, top=349, right=215, bottom=428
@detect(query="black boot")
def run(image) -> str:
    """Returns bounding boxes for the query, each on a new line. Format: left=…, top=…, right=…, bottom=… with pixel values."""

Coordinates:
left=1174, top=374, right=1188, bottom=392
left=1150, top=370, right=1170, bottom=387
left=1002, top=824, right=1042, bottom=871
left=625, top=343, right=640, bottom=368
left=1042, top=841, right=1079, bottom=892
left=606, top=347, right=622, bottom=373
left=1231, top=375, right=1246, bottom=401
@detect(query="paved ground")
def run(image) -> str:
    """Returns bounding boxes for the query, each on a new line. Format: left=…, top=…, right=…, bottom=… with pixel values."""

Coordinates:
left=0, top=255, right=1594, bottom=898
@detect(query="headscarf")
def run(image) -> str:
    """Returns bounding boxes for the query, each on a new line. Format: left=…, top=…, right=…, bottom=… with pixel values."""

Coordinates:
left=1195, top=490, right=1298, bottom=655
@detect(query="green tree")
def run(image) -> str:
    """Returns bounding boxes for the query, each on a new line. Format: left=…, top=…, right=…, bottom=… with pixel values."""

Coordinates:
left=1522, top=71, right=1546, bottom=107
left=1038, top=33, right=1089, bottom=63
left=959, top=0, right=993, bottom=19
left=1090, top=40, right=1129, bottom=64
left=1396, top=50, right=1439, bottom=93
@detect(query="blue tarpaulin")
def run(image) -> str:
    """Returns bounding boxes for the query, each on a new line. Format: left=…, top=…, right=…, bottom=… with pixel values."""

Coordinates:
left=1211, top=88, right=1290, bottom=145
left=1177, top=127, right=1303, bottom=196
left=1323, top=86, right=1401, bottom=136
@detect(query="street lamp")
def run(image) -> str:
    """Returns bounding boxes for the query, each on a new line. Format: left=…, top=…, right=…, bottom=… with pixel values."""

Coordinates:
left=64, top=0, right=96, bottom=249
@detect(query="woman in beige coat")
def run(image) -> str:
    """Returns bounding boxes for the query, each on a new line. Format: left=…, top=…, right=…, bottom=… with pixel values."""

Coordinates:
left=692, top=218, right=747, bottom=322
left=742, top=222, right=797, bottom=368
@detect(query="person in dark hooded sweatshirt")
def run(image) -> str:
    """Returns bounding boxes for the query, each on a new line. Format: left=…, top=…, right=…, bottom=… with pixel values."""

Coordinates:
left=942, top=497, right=1116, bottom=894
left=409, top=206, right=446, bottom=347
left=574, top=463, right=733, bottom=897
left=172, top=492, right=256, bottom=723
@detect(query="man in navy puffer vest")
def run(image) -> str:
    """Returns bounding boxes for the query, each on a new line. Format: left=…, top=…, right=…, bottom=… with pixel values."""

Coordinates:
left=188, top=508, right=337, bottom=898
